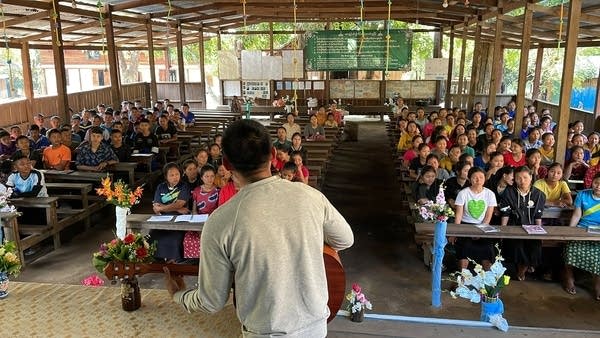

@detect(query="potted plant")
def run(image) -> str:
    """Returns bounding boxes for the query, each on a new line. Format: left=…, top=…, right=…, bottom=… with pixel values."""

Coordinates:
left=345, top=283, right=372, bottom=322
left=92, top=233, right=156, bottom=311
left=0, top=241, right=22, bottom=299
left=450, top=244, right=510, bottom=331
left=95, top=176, right=143, bottom=240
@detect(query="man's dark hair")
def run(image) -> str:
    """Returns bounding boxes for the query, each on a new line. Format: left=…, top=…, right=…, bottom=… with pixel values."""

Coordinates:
left=222, top=119, right=272, bottom=175
left=90, top=126, right=104, bottom=135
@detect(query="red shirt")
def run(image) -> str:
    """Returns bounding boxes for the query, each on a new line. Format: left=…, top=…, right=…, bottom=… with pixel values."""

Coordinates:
left=218, top=181, right=238, bottom=205
left=503, top=152, right=526, bottom=167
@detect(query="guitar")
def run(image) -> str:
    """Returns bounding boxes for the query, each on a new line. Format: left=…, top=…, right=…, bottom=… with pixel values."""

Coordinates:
left=104, top=245, right=345, bottom=323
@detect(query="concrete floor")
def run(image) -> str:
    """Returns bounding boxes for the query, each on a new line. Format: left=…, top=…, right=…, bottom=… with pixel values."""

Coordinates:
left=13, top=121, right=600, bottom=336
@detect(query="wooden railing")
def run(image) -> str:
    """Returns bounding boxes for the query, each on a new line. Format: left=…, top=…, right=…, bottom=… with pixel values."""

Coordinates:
left=0, top=83, right=151, bottom=129
left=534, top=99, right=596, bottom=128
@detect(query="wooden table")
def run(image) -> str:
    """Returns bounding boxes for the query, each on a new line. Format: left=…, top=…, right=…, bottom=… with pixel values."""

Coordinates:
left=414, top=222, right=600, bottom=241
left=126, top=214, right=204, bottom=232
left=41, top=169, right=112, bottom=184
left=108, top=162, right=138, bottom=185
left=3, top=282, right=240, bottom=337
left=130, top=153, right=155, bottom=173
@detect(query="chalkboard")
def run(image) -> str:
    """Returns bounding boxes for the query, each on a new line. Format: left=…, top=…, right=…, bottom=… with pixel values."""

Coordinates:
left=305, top=30, right=412, bottom=71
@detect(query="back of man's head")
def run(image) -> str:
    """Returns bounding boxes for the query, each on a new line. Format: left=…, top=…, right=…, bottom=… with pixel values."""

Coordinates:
left=222, top=119, right=271, bottom=175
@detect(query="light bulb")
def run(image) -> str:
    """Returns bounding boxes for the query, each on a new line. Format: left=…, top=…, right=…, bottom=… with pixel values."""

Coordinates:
left=442, top=0, right=448, bottom=8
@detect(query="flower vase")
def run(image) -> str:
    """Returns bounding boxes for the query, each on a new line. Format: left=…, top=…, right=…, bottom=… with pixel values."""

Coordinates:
left=115, top=206, right=130, bottom=240
left=0, top=271, right=9, bottom=299
left=431, top=220, right=447, bottom=308
left=121, top=277, right=141, bottom=311
left=480, top=295, right=504, bottom=322
left=350, top=308, right=364, bottom=322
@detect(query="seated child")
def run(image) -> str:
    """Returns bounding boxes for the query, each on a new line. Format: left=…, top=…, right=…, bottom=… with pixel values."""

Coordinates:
left=12, top=135, right=42, bottom=169
left=6, top=155, right=48, bottom=198
left=280, top=162, right=299, bottom=181
left=290, top=150, right=309, bottom=184
left=183, top=165, right=220, bottom=260
left=324, top=113, right=339, bottom=128
left=273, top=146, right=290, bottom=172
left=42, top=129, right=71, bottom=170
left=208, top=143, right=222, bottom=169
left=0, top=129, right=16, bottom=160
left=110, top=129, right=131, bottom=162
left=150, top=162, right=190, bottom=262
left=76, top=126, right=119, bottom=172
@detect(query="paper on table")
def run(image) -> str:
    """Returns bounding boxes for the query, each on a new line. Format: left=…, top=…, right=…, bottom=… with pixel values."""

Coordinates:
left=147, top=215, right=174, bottom=222
left=474, top=224, right=499, bottom=233
left=522, top=224, right=547, bottom=235
left=174, top=214, right=208, bottom=223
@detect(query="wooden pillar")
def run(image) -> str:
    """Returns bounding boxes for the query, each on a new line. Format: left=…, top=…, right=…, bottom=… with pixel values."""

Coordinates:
left=467, top=19, right=482, bottom=111
left=164, top=48, right=170, bottom=82
left=555, top=0, right=582, bottom=165
left=146, top=19, right=158, bottom=107
left=457, top=20, right=468, bottom=108
left=217, top=30, right=223, bottom=105
left=176, top=21, right=186, bottom=105
left=488, top=10, right=504, bottom=117
left=21, top=42, right=34, bottom=104
left=444, top=27, right=455, bottom=108
left=433, top=30, right=442, bottom=105
left=50, top=0, right=68, bottom=118
left=269, top=22, right=274, bottom=55
left=104, top=4, right=121, bottom=110
left=198, top=26, right=207, bottom=109
left=595, top=65, right=600, bottom=117
left=532, top=47, right=544, bottom=101
left=515, top=3, right=533, bottom=132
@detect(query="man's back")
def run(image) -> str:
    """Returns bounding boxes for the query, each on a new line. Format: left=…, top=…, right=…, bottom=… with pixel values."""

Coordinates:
left=176, top=176, right=353, bottom=337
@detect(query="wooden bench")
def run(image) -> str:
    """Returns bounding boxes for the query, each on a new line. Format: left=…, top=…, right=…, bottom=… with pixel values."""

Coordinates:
left=45, top=182, right=105, bottom=230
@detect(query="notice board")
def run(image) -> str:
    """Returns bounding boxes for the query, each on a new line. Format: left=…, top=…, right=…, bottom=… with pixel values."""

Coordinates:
left=305, top=30, right=412, bottom=71
left=385, top=80, right=436, bottom=99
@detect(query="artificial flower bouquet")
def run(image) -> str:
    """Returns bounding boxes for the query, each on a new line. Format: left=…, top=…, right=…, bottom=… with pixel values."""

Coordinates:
left=92, top=233, right=157, bottom=274
left=345, top=283, right=372, bottom=320
left=96, top=177, right=143, bottom=209
left=418, top=184, right=454, bottom=222
left=0, top=187, right=16, bottom=212
left=450, top=244, right=510, bottom=331
left=0, top=241, right=21, bottom=277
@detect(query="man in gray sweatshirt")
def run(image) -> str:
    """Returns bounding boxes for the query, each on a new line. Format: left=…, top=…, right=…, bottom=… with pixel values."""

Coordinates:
left=166, top=119, right=354, bottom=337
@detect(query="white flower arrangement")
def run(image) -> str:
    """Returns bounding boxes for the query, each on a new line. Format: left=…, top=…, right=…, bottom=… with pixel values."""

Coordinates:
left=345, top=283, right=372, bottom=314
left=0, top=188, right=16, bottom=213
left=450, top=244, right=510, bottom=303
left=418, top=183, right=454, bottom=222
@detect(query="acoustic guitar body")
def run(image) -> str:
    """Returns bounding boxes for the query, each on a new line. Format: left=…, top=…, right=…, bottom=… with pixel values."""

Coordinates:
left=104, top=245, right=345, bottom=323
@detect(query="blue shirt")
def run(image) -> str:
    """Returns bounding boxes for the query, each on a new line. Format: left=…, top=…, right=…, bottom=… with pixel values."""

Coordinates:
left=31, top=136, right=50, bottom=150
left=6, top=169, right=48, bottom=197
left=153, top=181, right=191, bottom=209
left=574, top=189, right=600, bottom=229
left=180, top=111, right=195, bottom=125
left=76, top=142, right=118, bottom=166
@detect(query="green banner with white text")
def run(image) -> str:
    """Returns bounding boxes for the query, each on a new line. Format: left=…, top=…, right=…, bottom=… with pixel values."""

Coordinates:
left=304, top=30, right=412, bottom=71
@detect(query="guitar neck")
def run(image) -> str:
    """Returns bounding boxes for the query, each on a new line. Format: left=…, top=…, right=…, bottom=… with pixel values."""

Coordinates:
left=143, top=263, right=199, bottom=276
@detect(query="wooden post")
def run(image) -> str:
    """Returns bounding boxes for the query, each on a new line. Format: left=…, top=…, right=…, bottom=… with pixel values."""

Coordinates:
left=532, top=47, right=544, bottom=101
left=104, top=4, right=121, bottom=110
left=198, top=25, right=207, bottom=109
left=21, top=42, right=34, bottom=104
left=445, top=27, right=455, bottom=108
left=433, top=30, right=443, bottom=106
left=269, top=22, right=274, bottom=55
left=50, top=0, right=68, bottom=118
left=146, top=19, right=158, bottom=107
left=176, top=21, right=186, bottom=105
left=488, top=9, right=504, bottom=117
left=555, top=0, right=582, bottom=165
left=467, top=19, right=482, bottom=112
left=164, top=48, right=170, bottom=82
left=595, top=65, right=600, bottom=117
left=515, top=3, right=533, bottom=133
left=217, top=30, right=223, bottom=105
left=457, top=20, right=468, bottom=108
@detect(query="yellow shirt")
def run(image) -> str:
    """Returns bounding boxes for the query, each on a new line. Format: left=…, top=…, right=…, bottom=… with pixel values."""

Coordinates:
left=586, top=144, right=600, bottom=166
left=533, top=179, right=570, bottom=203
left=397, top=132, right=413, bottom=152
left=539, top=146, right=555, bottom=166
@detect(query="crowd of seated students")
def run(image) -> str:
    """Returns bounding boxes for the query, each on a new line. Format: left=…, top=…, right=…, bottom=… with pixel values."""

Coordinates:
left=396, top=100, right=600, bottom=300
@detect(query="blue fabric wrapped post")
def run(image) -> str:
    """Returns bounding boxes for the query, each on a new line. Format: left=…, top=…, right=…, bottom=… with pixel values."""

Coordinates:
left=431, top=220, right=447, bottom=308
left=245, top=102, right=252, bottom=119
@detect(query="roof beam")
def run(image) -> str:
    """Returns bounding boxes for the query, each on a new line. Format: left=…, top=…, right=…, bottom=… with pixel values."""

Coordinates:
left=111, top=0, right=166, bottom=12
left=18, top=20, right=99, bottom=43
left=0, top=10, right=50, bottom=28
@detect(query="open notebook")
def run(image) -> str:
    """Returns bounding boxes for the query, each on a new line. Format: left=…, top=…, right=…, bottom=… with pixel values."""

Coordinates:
left=174, top=214, right=208, bottom=223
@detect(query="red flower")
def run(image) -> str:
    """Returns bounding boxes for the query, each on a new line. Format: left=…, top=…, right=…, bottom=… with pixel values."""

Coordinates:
left=136, top=247, right=148, bottom=259
left=123, top=233, right=135, bottom=245
left=352, top=283, right=361, bottom=293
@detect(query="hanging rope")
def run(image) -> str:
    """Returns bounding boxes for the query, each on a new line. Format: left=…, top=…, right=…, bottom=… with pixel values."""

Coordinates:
left=385, top=0, right=392, bottom=78
left=557, top=0, right=565, bottom=49
left=97, top=1, right=107, bottom=71
left=0, top=4, right=13, bottom=97
left=166, top=0, right=173, bottom=50
left=241, top=0, right=247, bottom=35
left=358, top=0, right=365, bottom=55
left=51, top=0, right=61, bottom=46
left=292, top=0, right=298, bottom=106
